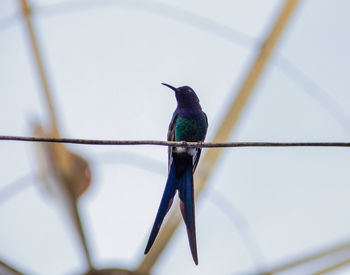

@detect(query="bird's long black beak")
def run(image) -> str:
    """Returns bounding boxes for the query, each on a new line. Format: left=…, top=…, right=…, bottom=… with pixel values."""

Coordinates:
left=161, top=83, right=177, bottom=92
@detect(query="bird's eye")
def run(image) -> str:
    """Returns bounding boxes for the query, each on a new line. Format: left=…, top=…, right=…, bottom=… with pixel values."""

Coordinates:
left=187, top=88, right=193, bottom=93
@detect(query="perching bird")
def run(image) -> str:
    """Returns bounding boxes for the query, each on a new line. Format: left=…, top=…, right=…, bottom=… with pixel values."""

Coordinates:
left=144, top=83, right=208, bottom=265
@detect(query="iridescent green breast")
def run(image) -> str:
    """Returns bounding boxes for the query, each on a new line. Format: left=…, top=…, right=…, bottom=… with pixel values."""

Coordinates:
left=175, top=115, right=207, bottom=142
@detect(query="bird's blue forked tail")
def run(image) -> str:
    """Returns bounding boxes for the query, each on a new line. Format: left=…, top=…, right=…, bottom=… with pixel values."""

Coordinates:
left=144, top=153, right=198, bottom=265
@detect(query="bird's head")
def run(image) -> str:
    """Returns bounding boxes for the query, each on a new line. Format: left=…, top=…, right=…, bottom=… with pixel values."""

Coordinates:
left=162, top=83, right=201, bottom=110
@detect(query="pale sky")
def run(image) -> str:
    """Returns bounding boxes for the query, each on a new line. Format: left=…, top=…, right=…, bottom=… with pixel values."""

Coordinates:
left=1, top=0, right=350, bottom=274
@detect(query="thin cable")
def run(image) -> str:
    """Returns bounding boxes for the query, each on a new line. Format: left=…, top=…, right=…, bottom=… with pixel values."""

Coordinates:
left=1, top=136, right=350, bottom=148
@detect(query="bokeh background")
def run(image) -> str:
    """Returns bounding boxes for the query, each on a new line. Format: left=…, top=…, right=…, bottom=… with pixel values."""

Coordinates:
left=1, top=0, right=350, bottom=274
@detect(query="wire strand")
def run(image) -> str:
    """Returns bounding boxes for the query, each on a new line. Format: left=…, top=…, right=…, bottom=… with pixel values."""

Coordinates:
left=1, top=135, right=350, bottom=148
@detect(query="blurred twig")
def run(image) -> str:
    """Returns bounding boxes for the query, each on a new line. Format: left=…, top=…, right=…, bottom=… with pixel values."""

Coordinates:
left=20, top=0, right=59, bottom=136
left=20, top=0, right=94, bottom=270
left=136, top=0, right=300, bottom=272
left=0, top=259, right=24, bottom=275
left=260, top=240, right=350, bottom=274
left=32, top=125, right=94, bottom=270
left=314, top=258, right=350, bottom=275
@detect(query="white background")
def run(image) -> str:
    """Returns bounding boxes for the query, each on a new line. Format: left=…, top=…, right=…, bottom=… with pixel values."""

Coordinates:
left=1, top=0, right=350, bottom=274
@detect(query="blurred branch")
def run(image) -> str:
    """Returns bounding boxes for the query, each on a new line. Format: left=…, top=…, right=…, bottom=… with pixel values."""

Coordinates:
left=314, top=258, right=350, bottom=274
left=1, top=135, right=350, bottom=147
left=20, top=0, right=94, bottom=270
left=136, top=0, right=300, bottom=272
left=33, top=125, right=94, bottom=270
left=260, top=240, right=350, bottom=274
left=20, top=0, right=59, bottom=136
left=0, top=259, right=24, bottom=275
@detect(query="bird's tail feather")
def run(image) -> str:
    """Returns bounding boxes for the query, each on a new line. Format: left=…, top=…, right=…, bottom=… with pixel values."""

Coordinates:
left=144, top=160, right=178, bottom=254
left=179, top=156, right=198, bottom=265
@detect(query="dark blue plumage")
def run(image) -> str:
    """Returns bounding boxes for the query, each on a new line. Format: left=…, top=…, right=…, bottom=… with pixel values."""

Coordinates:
left=144, top=83, right=208, bottom=265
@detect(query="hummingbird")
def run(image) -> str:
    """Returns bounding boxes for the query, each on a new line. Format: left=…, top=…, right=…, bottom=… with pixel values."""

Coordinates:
left=144, top=83, right=208, bottom=265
